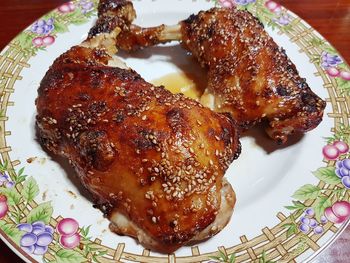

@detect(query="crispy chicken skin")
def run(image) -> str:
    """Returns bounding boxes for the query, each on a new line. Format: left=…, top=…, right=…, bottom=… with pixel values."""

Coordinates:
left=109, top=2, right=326, bottom=143
left=179, top=8, right=326, bottom=143
left=36, top=1, right=241, bottom=253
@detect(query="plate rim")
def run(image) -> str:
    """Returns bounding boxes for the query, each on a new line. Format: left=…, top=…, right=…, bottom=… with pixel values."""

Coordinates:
left=0, top=0, right=349, bottom=262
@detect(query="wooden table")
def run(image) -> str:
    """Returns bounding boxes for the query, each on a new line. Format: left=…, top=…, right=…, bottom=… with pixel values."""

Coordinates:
left=0, top=0, right=349, bottom=262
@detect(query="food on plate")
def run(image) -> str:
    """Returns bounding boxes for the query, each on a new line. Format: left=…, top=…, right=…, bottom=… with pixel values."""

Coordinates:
left=107, top=0, right=326, bottom=144
left=36, top=0, right=241, bottom=253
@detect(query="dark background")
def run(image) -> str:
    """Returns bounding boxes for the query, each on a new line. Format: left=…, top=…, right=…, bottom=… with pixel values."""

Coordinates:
left=0, top=0, right=349, bottom=262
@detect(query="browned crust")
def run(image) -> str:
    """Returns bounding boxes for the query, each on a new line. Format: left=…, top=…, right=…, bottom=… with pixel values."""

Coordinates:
left=102, top=2, right=326, bottom=143
left=36, top=45, right=240, bottom=252
left=180, top=7, right=326, bottom=143
left=88, top=0, right=136, bottom=39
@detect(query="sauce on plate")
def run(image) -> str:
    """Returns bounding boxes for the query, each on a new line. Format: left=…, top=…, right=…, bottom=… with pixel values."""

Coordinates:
left=151, top=72, right=206, bottom=100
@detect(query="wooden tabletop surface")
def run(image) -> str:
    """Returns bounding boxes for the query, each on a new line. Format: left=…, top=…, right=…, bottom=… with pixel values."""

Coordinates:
left=0, top=0, right=349, bottom=262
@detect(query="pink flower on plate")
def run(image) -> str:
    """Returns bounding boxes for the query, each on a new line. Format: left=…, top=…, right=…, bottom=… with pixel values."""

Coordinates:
left=340, top=71, right=350, bottom=81
left=218, top=0, right=235, bottom=8
left=42, top=36, right=55, bottom=46
left=326, top=67, right=340, bottom=78
left=58, top=1, right=76, bottom=14
left=265, top=0, right=282, bottom=14
left=32, top=37, right=44, bottom=47
left=0, top=195, right=8, bottom=219
left=56, top=218, right=81, bottom=249
left=218, top=0, right=256, bottom=9
left=32, top=36, right=55, bottom=48
left=325, top=201, right=350, bottom=224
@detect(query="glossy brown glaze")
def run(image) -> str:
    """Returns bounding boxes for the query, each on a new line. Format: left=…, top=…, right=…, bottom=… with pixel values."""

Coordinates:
left=88, top=0, right=135, bottom=38
left=115, top=24, right=167, bottom=51
left=107, top=2, right=326, bottom=143
left=90, top=0, right=169, bottom=51
left=0, top=0, right=349, bottom=261
left=180, top=8, right=326, bottom=143
left=36, top=0, right=241, bottom=254
left=36, top=39, right=240, bottom=252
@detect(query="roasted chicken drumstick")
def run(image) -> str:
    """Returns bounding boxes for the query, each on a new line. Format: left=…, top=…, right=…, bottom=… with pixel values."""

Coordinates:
left=106, top=1, right=326, bottom=144
left=36, top=1, right=240, bottom=253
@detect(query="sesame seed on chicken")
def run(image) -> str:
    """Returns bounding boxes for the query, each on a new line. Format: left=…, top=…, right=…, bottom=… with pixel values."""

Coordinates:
left=112, top=2, right=326, bottom=144
left=36, top=0, right=241, bottom=253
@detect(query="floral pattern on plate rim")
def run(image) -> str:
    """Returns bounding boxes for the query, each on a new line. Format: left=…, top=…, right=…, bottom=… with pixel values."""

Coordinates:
left=0, top=0, right=349, bottom=262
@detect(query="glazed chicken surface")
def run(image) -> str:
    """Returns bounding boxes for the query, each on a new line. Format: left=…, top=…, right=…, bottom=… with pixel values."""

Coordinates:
left=36, top=0, right=241, bottom=253
left=110, top=2, right=326, bottom=144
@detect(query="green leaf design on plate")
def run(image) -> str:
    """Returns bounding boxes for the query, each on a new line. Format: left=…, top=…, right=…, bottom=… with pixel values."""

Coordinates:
left=313, top=195, right=332, bottom=222
left=325, top=123, right=350, bottom=144
left=17, top=32, right=34, bottom=49
left=258, top=250, right=275, bottom=263
left=323, top=46, right=338, bottom=55
left=336, top=77, right=350, bottom=95
left=283, top=222, right=298, bottom=238
left=287, top=224, right=297, bottom=238
left=208, top=250, right=235, bottom=262
left=228, top=253, right=236, bottom=263
left=63, top=11, right=90, bottom=25
left=54, top=22, right=69, bottom=34
left=313, top=167, right=341, bottom=185
left=22, top=176, right=39, bottom=202
left=338, top=63, right=350, bottom=71
left=213, top=0, right=220, bottom=6
left=17, top=167, right=25, bottom=177
left=285, top=200, right=306, bottom=211
left=15, top=31, right=41, bottom=58
left=55, top=249, right=86, bottom=263
left=27, top=201, right=53, bottom=224
left=309, top=37, right=325, bottom=47
left=0, top=221, right=25, bottom=244
left=0, top=161, right=13, bottom=174
left=14, top=167, right=27, bottom=184
left=0, top=187, right=22, bottom=206
left=15, top=174, right=27, bottom=184
left=80, top=225, right=91, bottom=239
left=292, top=184, right=321, bottom=201
left=282, top=214, right=298, bottom=238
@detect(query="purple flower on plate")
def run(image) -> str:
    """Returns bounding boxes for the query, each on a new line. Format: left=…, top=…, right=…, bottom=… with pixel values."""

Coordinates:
left=218, top=0, right=255, bottom=8
left=0, top=173, right=14, bottom=188
left=321, top=51, right=343, bottom=69
left=31, top=18, right=55, bottom=35
left=5, top=181, right=14, bottom=188
left=235, top=0, right=256, bottom=5
left=274, top=14, right=291, bottom=26
left=0, top=173, right=9, bottom=184
left=78, top=0, right=94, bottom=14
left=17, top=221, right=54, bottom=255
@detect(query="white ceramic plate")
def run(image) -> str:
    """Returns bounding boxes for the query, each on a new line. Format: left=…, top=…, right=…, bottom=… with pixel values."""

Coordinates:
left=1, top=0, right=350, bottom=262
